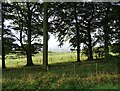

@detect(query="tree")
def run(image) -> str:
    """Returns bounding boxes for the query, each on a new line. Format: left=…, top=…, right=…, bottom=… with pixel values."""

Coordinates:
left=109, top=2, right=120, bottom=57
left=101, top=3, right=112, bottom=60
left=99, top=2, right=120, bottom=60
left=1, top=2, right=5, bottom=68
left=4, top=2, right=43, bottom=66
left=49, top=2, right=102, bottom=61
left=81, top=2, right=95, bottom=60
left=2, top=2, right=19, bottom=68
left=2, top=2, right=12, bottom=68
left=49, top=2, right=82, bottom=62
left=73, top=3, right=81, bottom=62
left=70, top=2, right=103, bottom=61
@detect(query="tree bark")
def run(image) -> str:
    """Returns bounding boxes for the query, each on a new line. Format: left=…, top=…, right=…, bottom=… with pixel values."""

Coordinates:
left=26, top=51, right=33, bottom=66
left=26, top=27, right=33, bottom=66
left=88, top=31, right=93, bottom=60
left=74, top=3, right=81, bottom=62
left=88, top=26, right=93, bottom=61
left=2, top=3, right=6, bottom=68
left=118, top=59, right=120, bottom=74
left=2, top=28, right=6, bottom=68
left=104, top=27, right=109, bottom=60
left=43, top=2, right=48, bottom=70
left=103, top=3, right=111, bottom=60
left=87, top=4, right=94, bottom=61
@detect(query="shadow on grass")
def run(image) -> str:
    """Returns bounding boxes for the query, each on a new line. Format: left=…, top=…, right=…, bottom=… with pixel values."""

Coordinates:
left=3, top=55, right=119, bottom=75
left=2, top=56, right=119, bottom=90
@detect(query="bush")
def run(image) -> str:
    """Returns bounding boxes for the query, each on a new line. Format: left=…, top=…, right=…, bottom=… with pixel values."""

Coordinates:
left=110, top=43, right=120, bottom=56
left=93, top=46, right=105, bottom=59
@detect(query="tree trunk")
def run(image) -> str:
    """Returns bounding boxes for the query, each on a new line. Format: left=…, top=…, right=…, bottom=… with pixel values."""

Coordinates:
left=76, top=48, right=80, bottom=62
left=43, top=2, right=48, bottom=70
left=26, top=51, right=33, bottom=66
left=103, top=4, right=111, bottom=60
left=2, top=36, right=6, bottom=68
left=104, top=28, right=109, bottom=60
left=26, top=28, right=33, bottom=66
left=74, top=3, right=81, bottom=62
left=2, top=2, right=6, bottom=68
left=88, top=28, right=93, bottom=61
left=87, top=4, right=94, bottom=61
left=118, top=59, right=120, bottom=74
left=26, top=3, right=33, bottom=66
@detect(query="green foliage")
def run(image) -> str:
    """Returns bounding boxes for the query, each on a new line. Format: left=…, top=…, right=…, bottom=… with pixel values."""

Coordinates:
left=16, top=43, right=43, bottom=55
left=81, top=48, right=89, bottom=58
left=2, top=2, right=43, bottom=65
left=3, top=37, right=18, bottom=55
left=110, top=43, right=120, bottom=56
left=3, top=28, right=19, bottom=55
left=93, top=46, right=105, bottom=59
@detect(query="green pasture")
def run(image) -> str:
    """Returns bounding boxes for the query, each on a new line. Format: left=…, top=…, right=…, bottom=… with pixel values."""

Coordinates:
left=1, top=52, right=87, bottom=68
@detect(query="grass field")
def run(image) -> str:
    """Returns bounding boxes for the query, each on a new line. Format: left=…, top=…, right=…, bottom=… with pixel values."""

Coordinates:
left=2, top=52, right=120, bottom=90
left=3, top=52, right=87, bottom=68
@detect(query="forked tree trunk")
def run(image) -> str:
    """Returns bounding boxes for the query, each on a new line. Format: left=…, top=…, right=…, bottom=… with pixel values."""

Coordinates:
left=26, top=2, right=33, bottom=66
left=26, top=24, right=33, bottom=66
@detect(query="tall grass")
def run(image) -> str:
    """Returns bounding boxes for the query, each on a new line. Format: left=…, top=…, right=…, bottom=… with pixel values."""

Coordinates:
left=3, top=64, right=119, bottom=90
left=2, top=52, right=119, bottom=90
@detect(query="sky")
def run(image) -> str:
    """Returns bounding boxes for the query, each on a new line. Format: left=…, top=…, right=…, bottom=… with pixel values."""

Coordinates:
left=4, top=20, right=71, bottom=52
left=48, top=34, right=71, bottom=52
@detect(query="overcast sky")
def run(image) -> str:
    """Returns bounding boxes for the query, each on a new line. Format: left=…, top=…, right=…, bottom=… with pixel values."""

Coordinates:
left=48, top=34, right=71, bottom=52
left=4, top=20, right=71, bottom=52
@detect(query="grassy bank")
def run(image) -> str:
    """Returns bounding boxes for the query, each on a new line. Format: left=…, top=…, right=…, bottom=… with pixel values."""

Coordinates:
left=2, top=53, right=120, bottom=90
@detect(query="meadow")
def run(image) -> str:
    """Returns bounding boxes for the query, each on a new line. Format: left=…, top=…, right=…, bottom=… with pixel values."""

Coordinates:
left=2, top=52, right=120, bottom=90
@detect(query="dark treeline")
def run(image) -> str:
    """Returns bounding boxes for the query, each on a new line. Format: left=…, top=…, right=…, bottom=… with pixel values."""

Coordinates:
left=1, top=2, right=120, bottom=70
